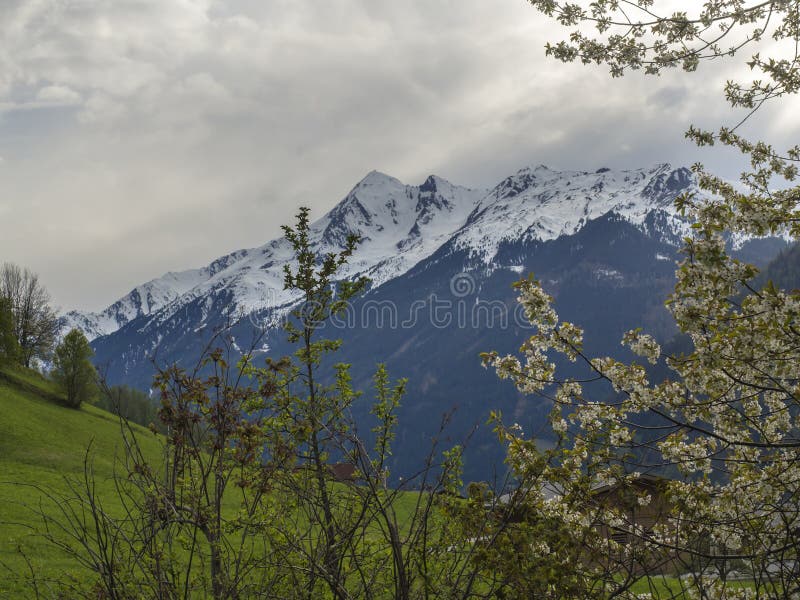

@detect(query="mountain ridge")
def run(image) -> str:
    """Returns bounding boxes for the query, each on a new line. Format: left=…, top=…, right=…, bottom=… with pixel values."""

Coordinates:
left=64, top=162, right=696, bottom=341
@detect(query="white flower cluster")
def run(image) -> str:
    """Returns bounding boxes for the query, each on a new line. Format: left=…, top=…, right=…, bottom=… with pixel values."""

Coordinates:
left=622, top=329, right=661, bottom=364
left=487, top=215, right=800, bottom=592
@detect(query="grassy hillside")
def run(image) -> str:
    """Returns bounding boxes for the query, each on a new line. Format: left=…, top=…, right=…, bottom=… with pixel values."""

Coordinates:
left=0, top=366, right=425, bottom=597
left=0, top=364, right=163, bottom=596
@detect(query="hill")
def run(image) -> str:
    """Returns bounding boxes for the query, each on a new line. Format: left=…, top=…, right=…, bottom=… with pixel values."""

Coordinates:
left=0, top=364, right=431, bottom=598
left=0, top=365, right=162, bottom=596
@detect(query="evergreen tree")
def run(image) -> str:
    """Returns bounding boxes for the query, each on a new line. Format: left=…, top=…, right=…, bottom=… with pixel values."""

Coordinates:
left=52, top=329, right=97, bottom=408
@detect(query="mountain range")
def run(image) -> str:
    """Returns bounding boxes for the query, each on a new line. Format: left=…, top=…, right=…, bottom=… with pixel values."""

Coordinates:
left=64, top=163, right=787, bottom=481
left=66, top=163, right=694, bottom=340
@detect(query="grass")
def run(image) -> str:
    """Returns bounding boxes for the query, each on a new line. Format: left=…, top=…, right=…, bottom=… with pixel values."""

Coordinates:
left=0, top=364, right=426, bottom=597
left=0, top=364, right=163, bottom=596
left=0, top=363, right=769, bottom=599
left=0, top=364, right=65, bottom=405
left=628, top=575, right=759, bottom=598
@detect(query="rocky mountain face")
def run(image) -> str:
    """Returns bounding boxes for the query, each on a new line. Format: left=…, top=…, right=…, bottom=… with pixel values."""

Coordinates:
left=65, top=163, right=787, bottom=481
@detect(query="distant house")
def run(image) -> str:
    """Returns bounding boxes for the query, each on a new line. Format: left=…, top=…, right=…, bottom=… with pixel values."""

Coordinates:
left=328, top=462, right=357, bottom=483
left=481, top=475, right=679, bottom=574
left=289, top=462, right=358, bottom=483
left=589, top=474, right=679, bottom=575
left=487, top=475, right=671, bottom=536
left=484, top=475, right=672, bottom=544
left=590, top=474, right=672, bottom=544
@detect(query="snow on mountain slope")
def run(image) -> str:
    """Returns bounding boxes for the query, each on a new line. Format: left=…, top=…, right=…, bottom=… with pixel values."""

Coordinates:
left=65, top=163, right=697, bottom=342
left=65, top=171, right=488, bottom=339
left=451, top=163, right=695, bottom=259
left=321, top=172, right=488, bottom=285
left=63, top=268, right=212, bottom=340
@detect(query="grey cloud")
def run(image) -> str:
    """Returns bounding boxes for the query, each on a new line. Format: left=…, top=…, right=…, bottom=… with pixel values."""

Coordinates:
left=0, top=0, right=792, bottom=310
left=647, top=85, right=690, bottom=111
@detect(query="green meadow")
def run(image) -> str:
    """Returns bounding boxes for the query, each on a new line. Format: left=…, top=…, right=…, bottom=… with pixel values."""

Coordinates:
left=0, top=365, right=426, bottom=597
left=0, top=365, right=163, bottom=595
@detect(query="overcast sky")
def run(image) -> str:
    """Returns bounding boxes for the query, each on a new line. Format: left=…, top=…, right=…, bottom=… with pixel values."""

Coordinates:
left=1, top=0, right=797, bottom=312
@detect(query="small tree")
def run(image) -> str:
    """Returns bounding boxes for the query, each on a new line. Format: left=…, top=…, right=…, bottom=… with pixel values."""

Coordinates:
left=0, top=297, right=20, bottom=365
left=52, top=329, right=98, bottom=408
left=0, top=263, right=60, bottom=367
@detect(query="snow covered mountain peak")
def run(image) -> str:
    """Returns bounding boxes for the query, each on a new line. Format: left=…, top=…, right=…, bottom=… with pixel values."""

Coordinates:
left=358, top=169, right=398, bottom=185
left=452, top=163, right=696, bottom=259
left=320, top=171, right=482, bottom=249
left=64, top=163, right=696, bottom=342
left=317, top=171, right=486, bottom=286
left=62, top=267, right=212, bottom=341
left=641, top=164, right=693, bottom=205
left=321, top=171, right=411, bottom=245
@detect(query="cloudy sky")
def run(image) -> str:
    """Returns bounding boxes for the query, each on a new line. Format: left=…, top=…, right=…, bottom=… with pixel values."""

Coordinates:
left=0, top=0, right=796, bottom=311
